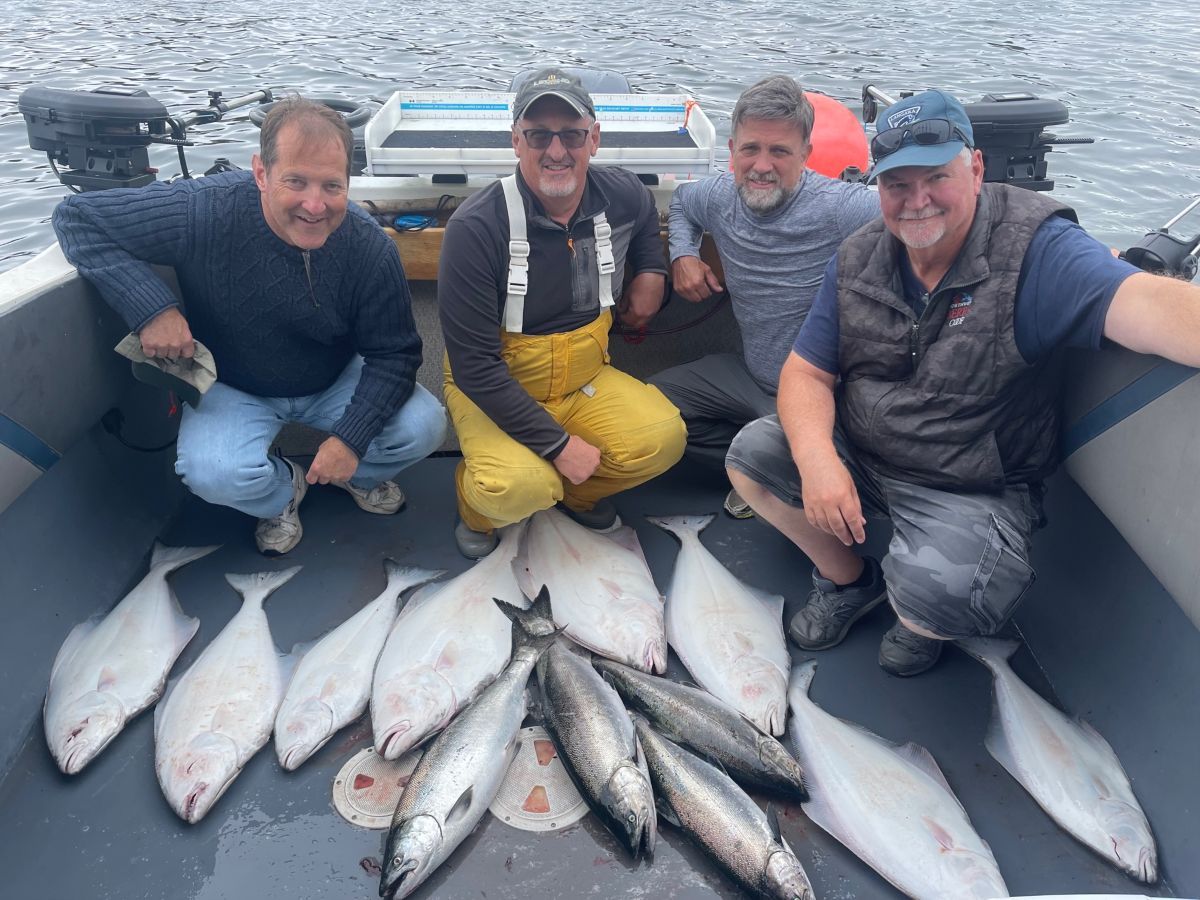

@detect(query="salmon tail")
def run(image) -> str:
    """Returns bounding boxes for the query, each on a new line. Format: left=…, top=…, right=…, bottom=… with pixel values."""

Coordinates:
left=150, top=542, right=221, bottom=574
left=956, top=636, right=1022, bottom=668
left=224, top=565, right=303, bottom=607
left=494, top=586, right=561, bottom=654
left=645, top=514, right=715, bottom=541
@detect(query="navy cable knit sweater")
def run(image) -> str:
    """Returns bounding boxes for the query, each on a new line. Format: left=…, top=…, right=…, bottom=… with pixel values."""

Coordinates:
left=52, top=171, right=422, bottom=457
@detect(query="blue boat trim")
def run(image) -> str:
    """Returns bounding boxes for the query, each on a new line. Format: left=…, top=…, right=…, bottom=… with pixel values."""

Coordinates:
left=1062, top=361, right=1197, bottom=457
left=399, top=102, right=511, bottom=111
left=0, top=413, right=60, bottom=471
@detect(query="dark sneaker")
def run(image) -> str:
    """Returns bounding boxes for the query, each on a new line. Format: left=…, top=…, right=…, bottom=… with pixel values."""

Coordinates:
left=455, top=519, right=498, bottom=560
left=788, top=557, right=886, bottom=650
left=560, top=498, right=621, bottom=532
left=256, top=458, right=308, bottom=556
left=333, top=478, right=406, bottom=515
left=723, top=488, right=755, bottom=520
left=878, top=621, right=944, bottom=677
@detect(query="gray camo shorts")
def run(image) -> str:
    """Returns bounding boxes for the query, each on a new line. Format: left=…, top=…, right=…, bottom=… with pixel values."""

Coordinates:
left=726, top=415, right=1042, bottom=639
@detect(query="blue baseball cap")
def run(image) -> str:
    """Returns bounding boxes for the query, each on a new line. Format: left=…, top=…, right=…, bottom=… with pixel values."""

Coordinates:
left=868, top=89, right=975, bottom=182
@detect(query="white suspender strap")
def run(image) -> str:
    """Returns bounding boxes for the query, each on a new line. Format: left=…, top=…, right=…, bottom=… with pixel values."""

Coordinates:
left=593, top=210, right=615, bottom=310
left=500, top=175, right=528, bottom=334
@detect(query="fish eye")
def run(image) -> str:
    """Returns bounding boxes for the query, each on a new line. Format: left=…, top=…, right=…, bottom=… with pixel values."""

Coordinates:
left=392, top=856, right=402, bottom=867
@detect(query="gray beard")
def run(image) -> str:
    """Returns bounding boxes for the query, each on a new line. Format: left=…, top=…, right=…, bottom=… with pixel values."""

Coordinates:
left=738, top=180, right=790, bottom=214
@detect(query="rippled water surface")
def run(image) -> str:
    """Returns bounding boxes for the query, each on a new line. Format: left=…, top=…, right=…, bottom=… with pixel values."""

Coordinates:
left=0, top=0, right=1196, bottom=271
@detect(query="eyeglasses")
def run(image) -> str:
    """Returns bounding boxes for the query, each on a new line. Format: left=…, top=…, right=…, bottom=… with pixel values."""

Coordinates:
left=871, top=118, right=973, bottom=160
left=521, top=127, right=591, bottom=150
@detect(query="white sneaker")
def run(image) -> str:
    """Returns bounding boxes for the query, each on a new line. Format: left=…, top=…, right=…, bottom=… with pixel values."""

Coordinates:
left=332, top=479, right=406, bottom=515
left=256, top=458, right=308, bottom=556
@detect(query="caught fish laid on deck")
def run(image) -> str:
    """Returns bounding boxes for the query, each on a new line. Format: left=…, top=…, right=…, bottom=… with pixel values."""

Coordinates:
left=648, top=514, right=789, bottom=735
left=514, top=507, right=666, bottom=673
left=524, top=618, right=655, bottom=858
left=155, top=566, right=300, bottom=823
left=787, top=659, right=1009, bottom=900
left=44, top=542, right=218, bottom=775
left=958, top=637, right=1158, bottom=883
left=635, top=718, right=815, bottom=900
left=593, top=657, right=807, bottom=803
left=274, top=561, right=445, bottom=771
left=379, top=591, right=558, bottom=900
left=371, top=524, right=528, bottom=760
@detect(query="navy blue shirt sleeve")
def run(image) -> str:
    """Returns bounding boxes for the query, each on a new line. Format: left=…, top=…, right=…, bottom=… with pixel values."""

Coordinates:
left=791, top=253, right=841, bottom=374
left=1014, top=216, right=1140, bottom=362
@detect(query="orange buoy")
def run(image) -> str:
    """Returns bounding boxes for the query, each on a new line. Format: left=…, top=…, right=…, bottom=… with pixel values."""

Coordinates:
left=805, top=91, right=868, bottom=178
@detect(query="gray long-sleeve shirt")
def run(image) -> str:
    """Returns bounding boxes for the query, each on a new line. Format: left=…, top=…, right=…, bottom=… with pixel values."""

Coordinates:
left=667, top=170, right=879, bottom=390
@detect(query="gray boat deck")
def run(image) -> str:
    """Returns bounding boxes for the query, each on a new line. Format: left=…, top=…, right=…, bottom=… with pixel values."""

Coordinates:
left=1, top=444, right=1197, bottom=899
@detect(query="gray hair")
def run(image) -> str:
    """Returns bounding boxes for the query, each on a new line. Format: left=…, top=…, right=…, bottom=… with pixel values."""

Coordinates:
left=731, top=75, right=815, bottom=143
left=259, top=96, right=354, bottom=177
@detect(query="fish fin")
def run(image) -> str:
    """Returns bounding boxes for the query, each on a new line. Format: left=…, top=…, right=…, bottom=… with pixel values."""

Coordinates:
left=511, top=553, right=537, bottom=603
left=956, top=636, right=1022, bottom=668
left=155, top=676, right=181, bottom=740
left=434, top=640, right=460, bottom=673
left=786, top=659, right=818, bottom=699
left=289, top=636, right=321, bottom=659
left=495, top=588, right=562, bottom=654
left=606, top=526, right=652, bottom=567
left=224, top=566, right=302, bottom=607
left=645, top=514, right=715, bottom=541
left=446, top=786, right=474, bottom=829
left=634, top=729, right=652, bottom=784
left=745, top=582, right=787, bottom=619
left=398, top=581, right=442, bottom=613
left=983, top=693, right=1020, bottom=778
left=382, top=560, right=447, bottom=598
left=172, top=611, right=201, bottom=658
left=1072, top=716, right=1124, bottom=767
left=895, top=742, right=960, bottom=799
left=48, top=617, right=102, bottom=682
left=96, top=666, right=119, bottom=692
left=149, top=543, right=221, bottom=574
left=277, top=650, right=301, bottom=691
left=654, top=797, right=682, bottom=830
left=766, top=802, right=783, bottom=841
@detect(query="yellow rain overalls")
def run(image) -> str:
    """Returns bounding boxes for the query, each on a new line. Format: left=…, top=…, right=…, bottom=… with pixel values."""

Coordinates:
left=444, top=176, right=685, bottom=534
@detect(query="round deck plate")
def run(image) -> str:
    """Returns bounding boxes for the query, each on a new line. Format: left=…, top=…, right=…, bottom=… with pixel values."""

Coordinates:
left=488, top=726, right=588, bottom=833
left=332, top=746, right=423, bottom=830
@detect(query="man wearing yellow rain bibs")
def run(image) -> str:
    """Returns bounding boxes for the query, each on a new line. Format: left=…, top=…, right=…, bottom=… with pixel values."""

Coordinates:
left=438, top=68, right=686, bottom=558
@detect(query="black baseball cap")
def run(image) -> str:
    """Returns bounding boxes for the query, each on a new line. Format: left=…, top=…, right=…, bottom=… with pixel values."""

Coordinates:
left=512, top=68, right=596, bottom=122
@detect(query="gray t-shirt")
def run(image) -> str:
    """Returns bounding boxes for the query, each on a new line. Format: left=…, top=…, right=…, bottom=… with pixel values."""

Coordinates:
left=667, top=170, right=879, bottom=390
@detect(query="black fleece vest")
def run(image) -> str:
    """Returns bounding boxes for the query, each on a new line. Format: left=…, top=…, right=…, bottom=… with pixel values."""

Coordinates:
left=835, top=183, right=1076, bottom=491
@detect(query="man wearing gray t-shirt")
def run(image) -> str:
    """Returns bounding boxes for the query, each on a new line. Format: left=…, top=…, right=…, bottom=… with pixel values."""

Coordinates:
left=650, top=76, right=878, bottom=516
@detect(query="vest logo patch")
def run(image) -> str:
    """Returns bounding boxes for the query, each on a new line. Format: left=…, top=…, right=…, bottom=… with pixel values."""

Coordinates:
left=887, top=105, right=922, bottom=128
left=946, top=292, right=973, bottom=327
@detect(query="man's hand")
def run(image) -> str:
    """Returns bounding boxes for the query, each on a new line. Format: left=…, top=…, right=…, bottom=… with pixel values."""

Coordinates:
left=553, top=435, right=602, bottom=485
left=139, top=307, right=195, bottom=359
left=671, top=255, right=723, bottom=303
left=799, top=453, right=866, bottom=546
left=307, top=436, right=359, bottom=485
left=618, top=271, right=667, bottom=330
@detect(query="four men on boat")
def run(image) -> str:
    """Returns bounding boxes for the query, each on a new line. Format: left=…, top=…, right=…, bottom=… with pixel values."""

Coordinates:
left=437, top=68, right=686, bottom=559
left=53, top=98, right=446, bottom=556
left=51, top=72, right=1200, bottom=680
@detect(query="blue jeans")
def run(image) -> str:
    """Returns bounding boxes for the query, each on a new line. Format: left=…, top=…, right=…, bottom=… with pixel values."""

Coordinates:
left=175, top=356, right=447, bottom=518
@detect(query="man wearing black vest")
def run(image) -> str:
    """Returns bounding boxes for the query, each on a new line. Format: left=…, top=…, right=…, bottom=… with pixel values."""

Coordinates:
left=726, top=90, right=1200, bottom=676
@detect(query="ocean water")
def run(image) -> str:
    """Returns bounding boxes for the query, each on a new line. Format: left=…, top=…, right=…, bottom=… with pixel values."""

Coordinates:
left=0, top=0, right=1196, bottom=272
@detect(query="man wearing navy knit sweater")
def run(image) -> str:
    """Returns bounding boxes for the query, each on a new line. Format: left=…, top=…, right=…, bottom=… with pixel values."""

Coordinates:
left=53, top=98, right=446, bottom=555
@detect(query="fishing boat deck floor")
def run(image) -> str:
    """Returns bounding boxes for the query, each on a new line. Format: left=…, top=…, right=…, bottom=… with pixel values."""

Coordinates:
left=2, top=451, right=1197, bottom=900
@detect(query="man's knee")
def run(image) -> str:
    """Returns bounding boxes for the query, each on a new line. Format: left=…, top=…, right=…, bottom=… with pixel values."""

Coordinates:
left=175, top=453, right=276, bottom=507
left=368, top=390, right=448, bottom=463
left=884, top=514, right=1036, bottom=638
left=460, top=461, right=561, bottom=524
left=610, top=412, right=686, bottom=478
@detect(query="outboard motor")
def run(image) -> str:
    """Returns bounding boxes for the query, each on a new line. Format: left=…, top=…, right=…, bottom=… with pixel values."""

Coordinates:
left=862, top=85, right=1094, bottom=192
left=18, top=86, right=175, bottom=191
left=18, top=85, right=275, bottom=191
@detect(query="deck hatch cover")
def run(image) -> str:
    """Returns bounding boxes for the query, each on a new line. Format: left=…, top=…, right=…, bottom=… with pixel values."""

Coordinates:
left=332, top=746, right=422, bottom=829
left=488, top=726, right=588, bottom=833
